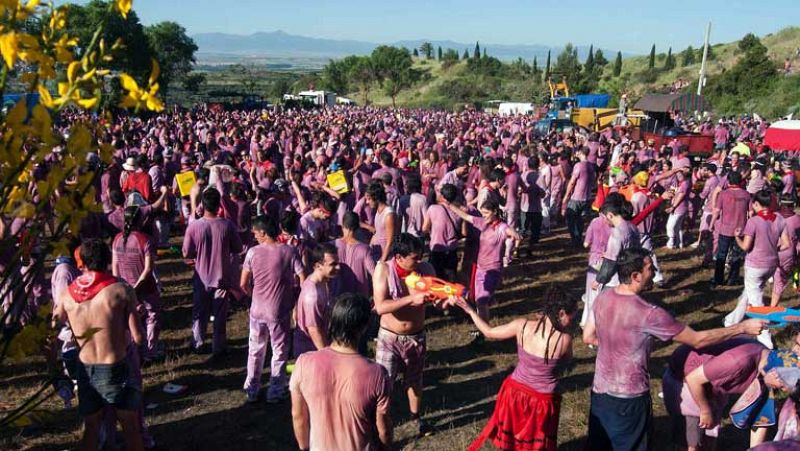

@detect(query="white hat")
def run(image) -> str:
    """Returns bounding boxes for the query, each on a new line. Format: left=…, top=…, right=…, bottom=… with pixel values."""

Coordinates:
left=122, top=157, right=137, bottom=171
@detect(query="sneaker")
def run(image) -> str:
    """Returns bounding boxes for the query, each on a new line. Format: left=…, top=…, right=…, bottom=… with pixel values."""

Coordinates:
left=245, top=391, right=259, bottom=404
left=417, top=419, right=435, bottom=438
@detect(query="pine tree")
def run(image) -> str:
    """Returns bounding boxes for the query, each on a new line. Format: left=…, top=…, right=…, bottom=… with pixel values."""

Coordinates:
left=613, top=51, right=622, bottom=76
left=483, top=48, right=487, bottom=58
left=681, top=46, right=696, bottom=66
left=544, top=50, right=551, bottom=81
left=413, top=48, right=419, bottom=57
left=585, top=44, right=595, bottom=71
left=532, top=56, right=538, bottom=73
left=463, top=48, right=469, bottom=60
left=474, top=41, right=481, bottom=60
left=594, top=49, right=608, bottom=66
left=648, top=44, right=656, bottom=69
left=437, top=46, right=442, bottom=61
left=664, top=47, right=676, bottom=70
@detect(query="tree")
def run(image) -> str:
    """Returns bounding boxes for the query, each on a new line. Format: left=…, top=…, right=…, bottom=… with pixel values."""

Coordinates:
left=371, top=46, right=416, bottom=108
left=228, top=64, right=260, bottom=95
left=532, top=56, right=539, bottom=74
left=66, top=0, right=153, bottom=79
left=707, top=33, right=776, bottom=105
left=420, top=42, right=433, bottom=59
left=613, top=51, right=623, bottom=76
left=664, top=47, right=676, bottom=70
left=442, top=48, right=460, bottom=69
left=145, top=21, right=198, bottom=101
left=594, top=49, right=608, bottom=67
left=463, top=48, right=470, bottom=60
left=437, top=46, right=442, bottom=61
left=474, top=41, right=481, bottom=60
left=552, top=43, right=582, bottom=88
left=585, top=44, right=595, bottom=72
left=182, top=72, right=206, bottom=93
left=648, top=44, right=656, bottom=69
left=349, top=56, right=377, bottom=105
left=544, top=50, right=551, bottom=82
left=413, top=48, right=419, bottom=57
left=681, top=46, right=696, bottom=66
left=320, top=59, right=349, bottom=94
left=483, top=47, right=487, bottom=58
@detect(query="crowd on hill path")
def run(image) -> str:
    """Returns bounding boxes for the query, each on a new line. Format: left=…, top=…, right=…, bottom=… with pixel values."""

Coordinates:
left=8, top=104, right=800, bottom=450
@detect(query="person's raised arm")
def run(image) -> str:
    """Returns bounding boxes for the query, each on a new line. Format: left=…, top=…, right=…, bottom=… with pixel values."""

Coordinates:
left=372, top=261, right=426, bottom=315
left=455, top=297, right=523, bottom=340
left=447, top=203, right=475, bottom=225
left=672, top=319, right=766, bottom=349
left=291, top=180, right=308, bottom=213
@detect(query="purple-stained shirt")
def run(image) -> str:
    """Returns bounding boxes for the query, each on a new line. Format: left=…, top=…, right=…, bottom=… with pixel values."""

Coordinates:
left=473, top=216, right=509, bottom=271
left=716, top=187, right=751, bottom=237
left=427, top=204, right=461, bottom=252
left=668, top=338, right=764, bottom=395
left=592, top=288, right=685, bottom=396
left=700, top=175, right=721, bottom=212
left=585, top=217, right=611, bottom=267
left=782, top=172, right=796, bottom=196
left=743, top=214, right=786, bottom=269
left=520, top=170, right=542, bottom=213
left=780, top=212, right=800, bottom=265
left=505, top=170, right=520, bottom=210
left=399, top=193, right=427, bottom=237
left=671, top=178, right=691, bottom=215
left=370, top=206, right=395, bottom=258
left=333, top=238, right=376, bottom=297
left=299, top=211, right=329, bottom=244
left=569, top=160, right=595, bottom=202
left=603, top=220, right=640, bottom=261
left=243, top=243, right=303, bottom=322
left=182, top=216, right=243, bottom=289
left=112, top=231, right=155, bottom=295
left=294, top=278, right=333, bottom=357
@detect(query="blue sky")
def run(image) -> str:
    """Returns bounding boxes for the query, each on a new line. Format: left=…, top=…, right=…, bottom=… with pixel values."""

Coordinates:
left=104, top=0, right=799, bottom=54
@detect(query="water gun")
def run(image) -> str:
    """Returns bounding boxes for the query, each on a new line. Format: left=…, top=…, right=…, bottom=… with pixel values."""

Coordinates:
left=745, top=306, right=800, bottom=328
left=405, top=272, right=466, bottom=300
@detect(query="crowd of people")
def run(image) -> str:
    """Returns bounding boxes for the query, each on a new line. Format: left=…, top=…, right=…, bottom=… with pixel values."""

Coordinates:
left=6, top=103, right=800, bottom=450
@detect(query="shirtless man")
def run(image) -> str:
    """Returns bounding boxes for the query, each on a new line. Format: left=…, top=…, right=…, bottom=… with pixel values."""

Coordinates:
left=53, top=239, right=145, bottom=451
left=373, top=233, right=439, bottom=437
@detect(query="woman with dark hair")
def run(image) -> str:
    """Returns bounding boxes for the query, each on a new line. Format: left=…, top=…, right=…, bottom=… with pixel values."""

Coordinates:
left=455, top=286, right=578, bottom=451
left=448, top=198, right=522, bottom=322
left=112, top=206, right=161, bottom=361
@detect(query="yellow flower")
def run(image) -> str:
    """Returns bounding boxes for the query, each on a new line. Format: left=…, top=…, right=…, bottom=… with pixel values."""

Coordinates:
left=53, top=34, right=78, bottom=64
left=0, top=31, right=20, bottom=68
left=119, top=60, right=164, bottom=112
left=115, top=0, right=132, bottom=19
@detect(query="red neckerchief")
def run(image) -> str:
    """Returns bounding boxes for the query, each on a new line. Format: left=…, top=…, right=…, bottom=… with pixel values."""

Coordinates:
left=394, top=260, right=412, bottom=280
left=757, top=209, right=777, bottom=222
left=505, top=167, right=516, bottom=176
left=68, top=271, right=117, bottom=303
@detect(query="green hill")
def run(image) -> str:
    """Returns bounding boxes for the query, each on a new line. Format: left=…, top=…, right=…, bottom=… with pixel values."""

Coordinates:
left=348, top=27, right=800, bottom=117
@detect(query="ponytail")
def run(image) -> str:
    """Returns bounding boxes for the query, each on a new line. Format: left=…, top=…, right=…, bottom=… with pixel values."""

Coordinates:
left=122, top=206, right=140, bottom=246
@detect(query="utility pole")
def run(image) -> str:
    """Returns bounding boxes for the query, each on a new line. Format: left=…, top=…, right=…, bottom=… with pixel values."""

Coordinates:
left=697, top=21, right=712, bottom=96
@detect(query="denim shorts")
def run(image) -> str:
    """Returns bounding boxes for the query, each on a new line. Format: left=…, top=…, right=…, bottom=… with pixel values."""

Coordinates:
left=76, top=360, right=141, bottom=416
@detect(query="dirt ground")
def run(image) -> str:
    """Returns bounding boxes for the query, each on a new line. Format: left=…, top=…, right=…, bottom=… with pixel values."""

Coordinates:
left=1, top=225, right=796, bottom=451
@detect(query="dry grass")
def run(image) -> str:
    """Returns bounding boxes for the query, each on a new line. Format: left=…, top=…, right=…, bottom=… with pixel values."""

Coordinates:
left=1, top=225, right=796, bottom=450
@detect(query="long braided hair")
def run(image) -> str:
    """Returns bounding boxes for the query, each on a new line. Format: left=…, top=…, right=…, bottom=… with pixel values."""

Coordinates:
left=531, top=285, right=578, bottom=363
left=122, top=205, right=141, bottom=246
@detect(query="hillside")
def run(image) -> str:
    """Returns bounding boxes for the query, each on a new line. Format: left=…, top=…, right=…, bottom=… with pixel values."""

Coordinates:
left=349, top=27, right=800, bottom=117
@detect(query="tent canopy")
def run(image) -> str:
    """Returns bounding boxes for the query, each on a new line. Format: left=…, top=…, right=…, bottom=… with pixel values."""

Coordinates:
left=634, top=93, right=709, bottom=113
left=765, top=120, right=800, bottom=151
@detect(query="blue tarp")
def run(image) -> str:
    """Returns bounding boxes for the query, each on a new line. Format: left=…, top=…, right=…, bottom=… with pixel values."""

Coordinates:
left=575, top=94, right=610, bottom=108
left=2, top=93, right=39, bottom=109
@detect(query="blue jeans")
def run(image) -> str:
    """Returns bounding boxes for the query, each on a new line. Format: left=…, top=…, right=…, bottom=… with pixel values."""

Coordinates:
left=714, top=234, right=744, bottom=284
left=587, top=392, right=651, bottom=451
left=565, top=200, right=589, bottom=245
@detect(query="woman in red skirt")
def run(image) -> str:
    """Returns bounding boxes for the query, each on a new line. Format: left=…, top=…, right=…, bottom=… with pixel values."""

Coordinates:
left=455, top=286, right=577, bottom=451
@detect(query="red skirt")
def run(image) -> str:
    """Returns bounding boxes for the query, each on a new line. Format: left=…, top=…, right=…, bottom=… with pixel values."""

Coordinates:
left=468, top=376, right=561, bottom=451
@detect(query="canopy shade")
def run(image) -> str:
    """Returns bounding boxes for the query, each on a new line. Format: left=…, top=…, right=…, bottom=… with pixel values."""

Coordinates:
left=633, top=93, right=709, bottom=113
left=765, top=120, right=800, bottom=151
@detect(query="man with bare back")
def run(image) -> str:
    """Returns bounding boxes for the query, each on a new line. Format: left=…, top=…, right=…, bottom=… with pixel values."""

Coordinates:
left=53, top=239, right=145, bottom=451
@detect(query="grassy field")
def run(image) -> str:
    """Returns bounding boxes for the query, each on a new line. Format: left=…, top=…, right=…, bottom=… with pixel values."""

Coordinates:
left=2, top=221, right=797, bottom=451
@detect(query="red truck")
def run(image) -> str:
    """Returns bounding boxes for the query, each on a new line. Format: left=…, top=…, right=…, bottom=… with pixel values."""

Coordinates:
left=642, top=130, right=715, bottom=163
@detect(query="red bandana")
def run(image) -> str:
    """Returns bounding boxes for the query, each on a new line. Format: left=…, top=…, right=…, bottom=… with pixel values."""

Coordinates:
left=68, top=271, right=117, bottom=303
left=757, top=209, right=777, bottom=222
left=394, top=260, right=413, bottom=280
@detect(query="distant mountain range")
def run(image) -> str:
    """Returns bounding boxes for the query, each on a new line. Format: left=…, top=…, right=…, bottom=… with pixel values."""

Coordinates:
left=192, top=30, right=632, bottom=65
